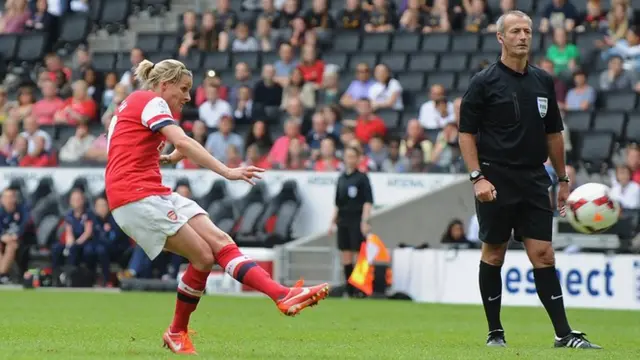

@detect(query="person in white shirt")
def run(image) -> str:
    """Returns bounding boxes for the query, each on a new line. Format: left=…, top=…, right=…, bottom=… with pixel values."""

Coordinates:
left=467, top=213, right=480, bottom=243
left=610, top=165, right=640, bottom=210
left=198, top=84, right=232, bottom=129
left=59, top=122, right=96, bottom=163
left=119, top=48, right=145, bottom=92
left=418, top=84, right=455, bottom=131
left=16, top=115, right=52, bottom=158
left=368, top=64, right=403, bottom=111
left=231, top=22, right=259, bottom=52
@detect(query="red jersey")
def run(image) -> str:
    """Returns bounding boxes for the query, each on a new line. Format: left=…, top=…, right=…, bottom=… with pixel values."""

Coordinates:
left=105, top=91, right=176, bottom=210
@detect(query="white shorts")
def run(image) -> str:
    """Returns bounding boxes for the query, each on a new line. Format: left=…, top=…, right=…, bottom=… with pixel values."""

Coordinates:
left=112, top=192, right=206, bottom=260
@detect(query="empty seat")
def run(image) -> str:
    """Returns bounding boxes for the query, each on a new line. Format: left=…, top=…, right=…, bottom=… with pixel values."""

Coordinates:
left=0, top=34, right=19, bottom=62
left=203, top=52, right=230, bottom=70
left=578, top=132, right=615, bottom=173
left=481, top=33, right=501, bottom=52
left=99, top=0, right=131, bottom=33
left=348, top=52, right=378, bottom=70
left=55, top=14, right=91, bottom=51
left=376, top=109, right=401, bottom=129
left=332, top=32, right=360, bottom=52
left=90, top=0, right=103, bottom=22
left=625, top=114, right=640, bottom=143
left=421, top=33, right=450, bottom=52
left=160, top=34, right=178, bottom=53
left=136, top=33, right=163, bottom=53
left=451, top=33, right=480, bottom=53
left=396, top=72, right=425, bottom=93
left=91, top=52, right=117, bottom=72
left=456, top=72, right=474, bottom=92
left=470, top=52, right=498, bottom=69
left=564, top=111, right=592, bottom=133
left=322, top=52, right=348, bottom=69
left=16, top=33, right=48, bottom=63
left=255, top=180, right=302, bottom=245
left=592, top=112, right=626, bottom=140
left=379, top=53, right=407, bottom=73
left=426, top=72, right=457, bottom=90
left=261, top=51, right=278, bottom=66
left=361, top=33, right=391, bottom=52
left=438, top=53, right=468, bottom=72
left=232, top=52, right=260, bottom=70
left=408, top=53, right=437, bottom=72
left=392, top=33, right=421, bottom=52
left=143, top=0, right=171, bottom=15
left=147, top=51, right=174, bottom=64
left=602, top=92, right=637, bottom=111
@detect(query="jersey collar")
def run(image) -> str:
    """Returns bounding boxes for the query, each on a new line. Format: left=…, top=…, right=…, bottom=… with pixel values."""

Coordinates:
left=497, top=59, right=529, bottom=77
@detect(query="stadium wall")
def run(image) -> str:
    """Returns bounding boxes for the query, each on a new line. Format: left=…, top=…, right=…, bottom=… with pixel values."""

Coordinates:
left=393, top=248, right=640, bottom=310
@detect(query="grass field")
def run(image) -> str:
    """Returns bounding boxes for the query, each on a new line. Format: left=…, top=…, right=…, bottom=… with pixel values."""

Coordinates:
left=1, top=290, right=639, bottom=360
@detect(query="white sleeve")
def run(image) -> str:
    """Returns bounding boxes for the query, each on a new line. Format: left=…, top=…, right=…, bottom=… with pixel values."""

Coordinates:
left=141, top=97, right=176, bottom=132
left=390, top=79, right=403, bottom=93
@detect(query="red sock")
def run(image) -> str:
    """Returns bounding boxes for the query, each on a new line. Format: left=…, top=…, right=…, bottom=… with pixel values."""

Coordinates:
left=170, top=264, right=209, bottom=333
left=215, top=244, right=288, bottom=301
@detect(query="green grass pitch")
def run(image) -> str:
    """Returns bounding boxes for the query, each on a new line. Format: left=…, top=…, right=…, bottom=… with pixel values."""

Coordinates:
left=1, top=290, right=639, bottom=359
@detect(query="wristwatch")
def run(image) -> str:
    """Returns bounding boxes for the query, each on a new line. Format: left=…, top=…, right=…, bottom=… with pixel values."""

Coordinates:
left=558, top=175, right=570, bottom=183
left=470, top=170, right=483, bottom=183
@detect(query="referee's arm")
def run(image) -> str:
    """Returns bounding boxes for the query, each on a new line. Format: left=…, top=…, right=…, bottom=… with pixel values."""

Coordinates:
left=458, top=74, right=484, bottom=171
left=543, top=78, right=567, bottom=178
left=361, top=175, right=374, bottom=223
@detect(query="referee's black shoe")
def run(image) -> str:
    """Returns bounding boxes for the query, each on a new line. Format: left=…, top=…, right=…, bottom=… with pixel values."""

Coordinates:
left=486, top=329, right=507, bottom=347
left=554, top=331, right=602, bottom=349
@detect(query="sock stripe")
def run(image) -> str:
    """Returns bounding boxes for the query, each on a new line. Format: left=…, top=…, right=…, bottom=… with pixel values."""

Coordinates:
left=224, top=255, right=251, bottom=277
left=178, top=279, right=205, bottom=297
left=236, top=262, right=258, bottom=283
left=177, top=291, right=200, bottom=304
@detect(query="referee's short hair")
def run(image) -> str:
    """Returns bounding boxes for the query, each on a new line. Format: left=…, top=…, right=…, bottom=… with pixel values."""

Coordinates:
left=495, top=10, right=532, bottom=34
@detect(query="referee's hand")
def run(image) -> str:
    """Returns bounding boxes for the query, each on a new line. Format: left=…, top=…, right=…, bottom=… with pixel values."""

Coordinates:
left=474, top=178, right=497, bottom=202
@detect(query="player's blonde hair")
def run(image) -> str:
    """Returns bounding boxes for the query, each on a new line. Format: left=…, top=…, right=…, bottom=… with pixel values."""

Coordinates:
left=134, top=59, right=192, bottom=90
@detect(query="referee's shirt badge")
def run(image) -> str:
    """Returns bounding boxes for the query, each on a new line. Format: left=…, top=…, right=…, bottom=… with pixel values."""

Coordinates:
left=348, top=186, right=358, bottom=198
left=537, top=97, right=548, bottom=118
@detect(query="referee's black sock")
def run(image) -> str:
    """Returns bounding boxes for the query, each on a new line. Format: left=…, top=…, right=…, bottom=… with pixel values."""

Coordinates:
left=533, top=266, right=572, bottom=337
left=479, top=261, right=503, bottom=332
left=343, top=264, right=354, bottom=296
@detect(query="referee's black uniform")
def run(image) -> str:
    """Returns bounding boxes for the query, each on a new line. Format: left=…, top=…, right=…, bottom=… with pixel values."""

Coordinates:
left=460, top=61, right=563, bottom=242
left=335, top=170, right=373, bottom=251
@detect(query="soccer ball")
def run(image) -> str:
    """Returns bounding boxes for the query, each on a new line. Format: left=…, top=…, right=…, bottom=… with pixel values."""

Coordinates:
left=565, top=183, right=620, bottom=234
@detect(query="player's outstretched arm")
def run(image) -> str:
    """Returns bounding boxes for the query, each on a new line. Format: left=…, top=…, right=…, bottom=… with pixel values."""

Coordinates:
left=159, top=149, right=186, bottom=165
left=159, top=124, right=264, bottom=184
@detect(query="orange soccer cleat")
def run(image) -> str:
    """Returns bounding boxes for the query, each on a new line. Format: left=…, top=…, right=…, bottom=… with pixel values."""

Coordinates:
left=277, top=279, right=329, bottom=316
left=162, top=328, right=198, bottom=355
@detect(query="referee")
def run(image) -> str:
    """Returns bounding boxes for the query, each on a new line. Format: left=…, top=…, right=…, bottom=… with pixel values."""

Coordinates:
left=329, top=146, right=373, bottom=297
left=459, top=11, right=601, bottom=349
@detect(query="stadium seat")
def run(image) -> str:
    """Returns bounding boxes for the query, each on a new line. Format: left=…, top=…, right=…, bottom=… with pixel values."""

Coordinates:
left=99, top=0, right=132, bottom=33
left=391, top=33, right=421, bottom=52
left=16, top=33, right=48, bottom=64
left=438, top=53, right=468, bottom=72
left=379, top=53, right=407, bottom=73
left=602, top=92, right=638, bottom=111
left=202, top=52, right=230, bottom=70
left=92, top=52, right=117, bottom=72
left=624, top=114, right=640, bottom=144
left=36, top=215, right=61, bottom=248
left=136, top=33, right=164, bottom=54
left=200, top=179, right=228, bottom=210
left=408, top=54, right=437, bottom=72
left=332, top=32, right=360, bottom=52
left=147, top=51, right=174, bottom=64
left=254, top=180, right=302, bottom=246
left=0, top=34, right=19, bottom=63
left=421, top=33, right=450, bottom=52
left=396, top=72, right=425, bottom=93
left=233, top=52, right=260, bottom=70
left=376, top=109, right=401, bottom=129
left=322, top=51, right=348, bottom=70
left=451, top=33, right=480, bottom=53
left=89, top=0, right=104, bottom=23
left=234, top=182, right=269, bottom=245
left=261, top=51, right=278, bottom=66
left=592, top=112, right=626, bottom=141
left=55, top=14, right=91, bottom=52
left=348, top=52, right=378, bottom=71
left=470, top=52, right=499, bottom=69
left=160, top=34, right=179, bottom=53
left=578, top=132, right=616, bottom=173
left=426, top=72, right=457, bottom=91
left=564, top=111, right=593, bottom=132
left=361, top=33, right=391, bottom=52
left=480, top=33, right=501, bottom=52
left=143, top=0, right=171, bottom=16
left=456, top=72, right=473, bottom=92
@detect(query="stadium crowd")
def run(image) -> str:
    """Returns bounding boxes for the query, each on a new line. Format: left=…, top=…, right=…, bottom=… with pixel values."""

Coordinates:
left=1, top=0, right=640, bottom=285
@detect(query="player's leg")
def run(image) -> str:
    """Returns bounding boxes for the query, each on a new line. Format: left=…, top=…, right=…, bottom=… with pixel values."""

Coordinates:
left=337, top=224, right=356, bottom=296
left=476, top=198, right=513, bottom=347
left=186, top=213, right=329, bottom=315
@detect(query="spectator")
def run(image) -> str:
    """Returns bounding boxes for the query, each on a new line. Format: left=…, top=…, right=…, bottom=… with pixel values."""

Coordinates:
left=0, top=188, right=29, bottom=284
left=269, top=119, right=306, bottom=166
left=314, top=137, right=342, bottom=171
left=418, top=84, right=455, bottom=134
left=229, top=62, right=253, bottom=107
left=546, top=27, right=579, bottom=76
left=59, top=123, right=96, bottom=163
left=281, top=68, right=316, bottom=109
left=244, top=143, right=272, bottom=169
left=606, top=1, right=630, bottom=42
left=231, top=22, right=259, bottom=52
left=90, top=196, right=129, bottom=287
left=625, top=145, right=640, bottom=183
left=44, top=53, right=72, bottom=85
left=565, top=71, right=596, bottom=111
left=119, top=48, right=145, bottom=91
left=463, top=0, right=490, bottom=33
left=225, top=144, right=243, bottom=167
left=322, top=104, right=343, bottom=138
left=298, top=45, right=325, bottom=86
left=54, top=80, right=97, bottom=125
left=190, top=120, right=208, bottom=146
left=24, top=0, right=53, bottom=32
left=178, top=10, right=198, bottom=57
left=339, top=126, right=357, bottom=155
left=101, top=72, right=118, bottom=112
left=233, top=86, right=254, bottom=124
left=101, top=83, right=128, bottom=125
left=50, top=189, right=95, bottom=278
left=273, top=0, right=300, bottom=29
left=245, top=120, right=273, bottom=155
left=260, top=0, right=279, bottom=24
left=367, top=134, right=387, bottom=170
left=422, top=0, right=450, bottom=33
left=198, top=84, right=232, bottom=130
left=401, top=119, right=432, bottom=164
left=337, top=0, right=365, bottom=30
left=399, top=0, right=424, bottom=33
left=9, top=86, right=35, bottom=122
left=288, top=16, right=308, bottom=48
left=0, top=87, right=10, bottom=123
left=408, top=146, right=428, bottom=172
left=255, top=16, right=277, bottom=52
left=83, top=68, right=102, bottom=103
left=16, top=115, right=52, bottom=167
left=348, top=139, right=375, bottom=172
left=364, top=0, right=397, bottom=33
left=317, top=65, right=340, bottom=106
left=610, top=165, right=640, bottom=210
left=72, top=46, right=93, bottom=81
left=486, top=0, right=515, bottom=32
left=381, top=137, right=410, bottom=173
left=431, top=121, right=461, bottom=172
left=0, top=0, right=31, bottom=33
left=200, top=11, right=226, bottom=52
left=214, top=0, right=238, bottom=32
left=600, top=26, right=640, bottom=73
left=539, top=0, right=578, bottom=34
left=273, top=43, right=299, bottom=87
left=307, top=110, right=338, bottom=155
left=195, top=72, right=229, bottom=107
left=253, top=64, right=284, bottom=109
left=33, top=80, right=64, bottom=125
left=205, top=116, right=244, bottom=162
left=304, top=0, right=334, bottom=41
left=599, top=55, right=635, bottom=91
left=576, top=0, right=606, bottom=33
left=353, top=98, right=386, bottom=144
left=279, top=137, right=310, bottom=170
left=538, top=57, right=568, bottom=105
left=369, top=64, right=403, bottom=111
left=340, top=63, right=375, bottom=110
left=0, top=118, right=20, bottom=163
left=84, top=116, right=110, bottom=164
left=440, top=219, right=474, bottom=247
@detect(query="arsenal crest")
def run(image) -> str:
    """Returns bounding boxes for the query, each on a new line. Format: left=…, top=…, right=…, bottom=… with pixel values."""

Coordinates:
left=537, top=97, right=548, bottom=118
left=167, top=210, right=177, bottom=221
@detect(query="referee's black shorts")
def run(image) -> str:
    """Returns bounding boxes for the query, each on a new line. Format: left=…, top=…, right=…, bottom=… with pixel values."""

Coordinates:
left=476, top=162, right=554, bottom=244
left=336, top=220, right=365, bottom=251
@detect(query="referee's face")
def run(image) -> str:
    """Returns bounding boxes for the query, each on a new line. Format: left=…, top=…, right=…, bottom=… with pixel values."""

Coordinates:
left=499, top=14, right=532, bottom=58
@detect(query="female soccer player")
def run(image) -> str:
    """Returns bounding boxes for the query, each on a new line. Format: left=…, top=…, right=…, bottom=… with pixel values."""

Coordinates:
left=104, top=58, right=329, bottom=355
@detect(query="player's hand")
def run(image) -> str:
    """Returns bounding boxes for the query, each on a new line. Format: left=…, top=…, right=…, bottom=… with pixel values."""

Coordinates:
left=557, top=182, right=570, bottom=217
left=159, top=154, right=179, bottom=165
left=226, top=166, right=265, bottom=185
left=474, top=178, right=497, bottom=202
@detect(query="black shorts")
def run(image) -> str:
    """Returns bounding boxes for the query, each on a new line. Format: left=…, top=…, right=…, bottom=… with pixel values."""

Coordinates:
left=476, top=163, right=553, bottom=244
left=337, top=221, right=365, bottom=251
